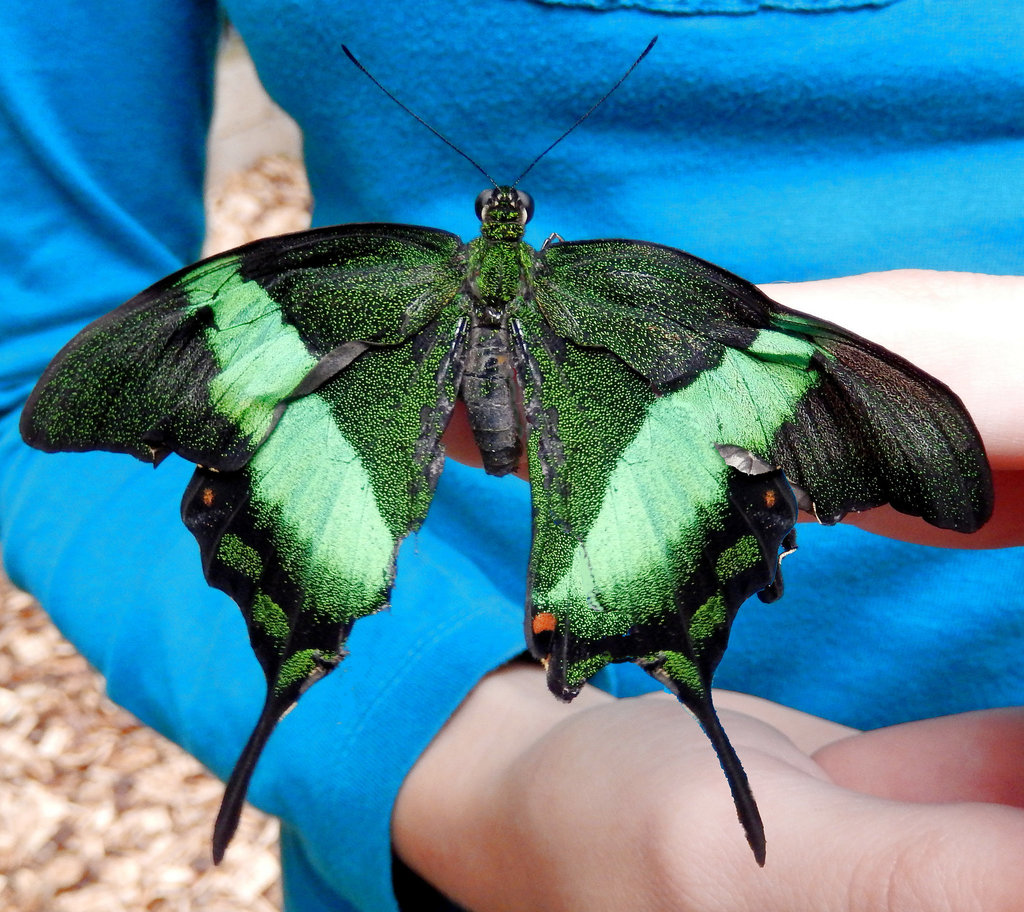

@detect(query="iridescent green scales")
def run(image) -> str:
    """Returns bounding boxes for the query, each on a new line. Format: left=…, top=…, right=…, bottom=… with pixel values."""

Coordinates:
left=21, top=187, right=992, bottom=867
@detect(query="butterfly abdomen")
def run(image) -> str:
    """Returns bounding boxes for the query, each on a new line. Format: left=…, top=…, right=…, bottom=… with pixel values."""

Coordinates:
left=460, top=320, right=523, bottom=476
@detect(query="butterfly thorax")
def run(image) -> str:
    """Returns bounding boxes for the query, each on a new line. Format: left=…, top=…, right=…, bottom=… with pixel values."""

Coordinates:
left=466, top=186, right=534, bottom=320
left=457, top=187, right=534, bottom=476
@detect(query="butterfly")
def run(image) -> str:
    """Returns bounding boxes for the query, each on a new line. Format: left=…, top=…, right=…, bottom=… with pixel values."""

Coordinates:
left=19, top=180, right=993, bottom=864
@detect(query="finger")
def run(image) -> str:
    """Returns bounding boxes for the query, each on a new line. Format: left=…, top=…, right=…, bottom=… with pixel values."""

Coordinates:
left=712, top=689, right=856, bottom=754
left=503, top=696, right=1024, bottom=912
left=635, top=707, right=1024, bottom=912
left=813, top=706, right=1024, bottom=807
left=747, top=771, right=1024, bottom=912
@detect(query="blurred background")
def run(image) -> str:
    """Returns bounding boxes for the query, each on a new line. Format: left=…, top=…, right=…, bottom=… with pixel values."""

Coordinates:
left=0, top=29, right=311, bottom=912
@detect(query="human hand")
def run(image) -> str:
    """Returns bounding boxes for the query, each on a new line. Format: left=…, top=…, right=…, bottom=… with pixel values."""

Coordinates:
left=393, top=662, right=1024, bottom=912
left=443, top=269, right=1024, bottom=548
left=413, top=269, right=1024, bottom=909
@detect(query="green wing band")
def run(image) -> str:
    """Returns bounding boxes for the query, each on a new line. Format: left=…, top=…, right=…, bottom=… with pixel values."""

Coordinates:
left=514, top=315, right=799, bottom=688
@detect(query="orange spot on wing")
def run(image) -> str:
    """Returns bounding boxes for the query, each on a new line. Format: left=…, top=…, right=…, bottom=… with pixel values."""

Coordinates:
left=201, top=487, right=216, bottom=507
left=532, top=612, right=557, bottom=635
left=764, top=490, right=776, bottom=508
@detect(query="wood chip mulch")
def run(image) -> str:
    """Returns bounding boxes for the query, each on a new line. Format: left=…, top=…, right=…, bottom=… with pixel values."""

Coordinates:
left=203, top=154, right=313, bottom=257
left=1, top=154, right=312, bottom=911
left=0, top=573, right=282, bottom=912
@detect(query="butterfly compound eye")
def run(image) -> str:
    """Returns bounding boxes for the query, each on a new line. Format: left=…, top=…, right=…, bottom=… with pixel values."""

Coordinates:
left=515, top=190, right=535, bottom=224
left=475, top=189, right=493, bottom=220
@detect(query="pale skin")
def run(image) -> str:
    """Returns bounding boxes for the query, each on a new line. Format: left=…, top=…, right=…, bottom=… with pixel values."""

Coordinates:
left=395, top=270, right=1024, bottom=911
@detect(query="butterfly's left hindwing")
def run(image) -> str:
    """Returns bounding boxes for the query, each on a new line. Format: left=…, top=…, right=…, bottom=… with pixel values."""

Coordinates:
left=183, top=309, right=467, bottom=860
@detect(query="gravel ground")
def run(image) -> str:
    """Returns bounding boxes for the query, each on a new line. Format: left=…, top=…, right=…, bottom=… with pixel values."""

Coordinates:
left=0, top=155, right=312, bottom=911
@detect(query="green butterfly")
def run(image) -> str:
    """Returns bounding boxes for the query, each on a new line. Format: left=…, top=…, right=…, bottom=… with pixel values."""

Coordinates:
left=19, top=183, right=992, bottom=864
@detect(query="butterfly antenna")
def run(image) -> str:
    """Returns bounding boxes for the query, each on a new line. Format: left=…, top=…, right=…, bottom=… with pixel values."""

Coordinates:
left=513, top=36, right=658, bottom=187
left=342, top=45, right=497, bottom=187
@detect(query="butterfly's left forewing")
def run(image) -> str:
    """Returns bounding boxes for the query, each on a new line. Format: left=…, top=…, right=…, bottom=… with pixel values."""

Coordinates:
left=530, top=238, right=992, bottom=531
left=20, top=224, right=464, bottom=469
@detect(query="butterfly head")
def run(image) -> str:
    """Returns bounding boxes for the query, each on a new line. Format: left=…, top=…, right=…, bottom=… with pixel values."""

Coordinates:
left=475, top=187, right=534, bottom=241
